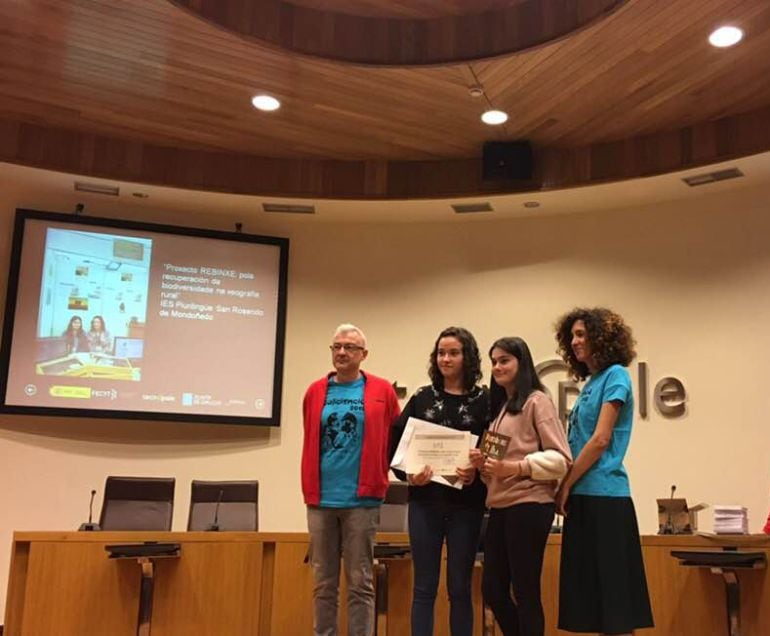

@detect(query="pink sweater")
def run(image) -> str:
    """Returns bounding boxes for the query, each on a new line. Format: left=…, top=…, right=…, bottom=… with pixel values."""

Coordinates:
left=483, top=391, right=572, bottom=509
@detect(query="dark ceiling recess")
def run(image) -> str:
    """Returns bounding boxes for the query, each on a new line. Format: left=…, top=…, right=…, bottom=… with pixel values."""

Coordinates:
left=262, top=203, right=316, bottom=214
left=452, top=202, right=493, bottom=214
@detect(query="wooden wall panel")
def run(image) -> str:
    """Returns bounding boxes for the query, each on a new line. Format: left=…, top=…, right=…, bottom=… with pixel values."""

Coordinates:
left=151, top=542, right=264, bottom=635
left=5, top=532, right=770, bottom=636
left=270, top=541, right=318, bottom=635
left=2, top=106, right=770, bottom=199
left=18, top=542, right=138, bottom=636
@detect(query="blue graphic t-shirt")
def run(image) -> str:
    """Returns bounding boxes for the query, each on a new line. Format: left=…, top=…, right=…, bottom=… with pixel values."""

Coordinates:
left=568, top=364, right=633, bottom=497
left=319, top=377, right=379, bottom=508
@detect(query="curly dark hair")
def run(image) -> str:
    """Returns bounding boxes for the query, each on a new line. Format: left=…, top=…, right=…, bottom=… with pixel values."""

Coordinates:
left=428, top=326, right=482, bottom=392
left=554, top=307, right=636, bottom=380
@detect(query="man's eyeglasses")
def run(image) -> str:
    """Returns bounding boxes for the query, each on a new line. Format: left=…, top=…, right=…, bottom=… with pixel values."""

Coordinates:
left=330, top=343, right=365, bottom=353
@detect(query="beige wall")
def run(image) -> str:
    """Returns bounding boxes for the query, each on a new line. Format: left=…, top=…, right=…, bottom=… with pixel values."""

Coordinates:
left=2, top=171, right=770, bottom=615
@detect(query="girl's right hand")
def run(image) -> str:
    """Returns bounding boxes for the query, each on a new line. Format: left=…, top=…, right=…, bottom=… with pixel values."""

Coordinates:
left=469, top=448, right=485, bottom=470
left=407, top=465, right=433, bottom=486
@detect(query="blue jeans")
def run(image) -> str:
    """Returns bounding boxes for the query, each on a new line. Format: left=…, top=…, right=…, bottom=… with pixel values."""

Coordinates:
left=408, top=498, right=484, bottom=636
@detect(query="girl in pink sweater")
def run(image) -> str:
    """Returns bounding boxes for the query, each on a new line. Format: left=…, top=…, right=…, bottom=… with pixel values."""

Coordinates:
left=470, top=336, right=571, bottom=636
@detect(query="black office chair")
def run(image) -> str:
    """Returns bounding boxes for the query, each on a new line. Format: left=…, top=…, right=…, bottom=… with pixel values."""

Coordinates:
left=99, top=476, right=176, bottom=531
left=187, top=480, right=259, bottom=531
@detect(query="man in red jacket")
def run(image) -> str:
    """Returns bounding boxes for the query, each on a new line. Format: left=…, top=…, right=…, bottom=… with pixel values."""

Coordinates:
left=301, top=323, right=401, bottom=636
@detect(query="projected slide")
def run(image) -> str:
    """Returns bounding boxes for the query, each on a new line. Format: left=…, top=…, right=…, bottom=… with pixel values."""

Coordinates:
left=36, top=228, right=151, bottom=382
left=1, top=210, right=288, bottom=425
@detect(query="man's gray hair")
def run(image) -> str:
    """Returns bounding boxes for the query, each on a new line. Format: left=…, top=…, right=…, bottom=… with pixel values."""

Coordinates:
left=333, top=323, right=367, bottom=348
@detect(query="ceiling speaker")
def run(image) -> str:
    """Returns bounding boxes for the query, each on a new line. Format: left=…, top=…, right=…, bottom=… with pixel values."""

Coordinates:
left=482, top=141, right=533, bottom=181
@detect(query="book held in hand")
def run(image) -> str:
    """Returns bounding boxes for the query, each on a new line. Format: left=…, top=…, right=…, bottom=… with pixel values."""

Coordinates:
left=480, top=430, right=511, bottom=460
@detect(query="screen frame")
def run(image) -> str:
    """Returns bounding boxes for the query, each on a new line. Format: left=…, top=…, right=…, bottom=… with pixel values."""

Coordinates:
left=0, top=208, right=289, bottom=426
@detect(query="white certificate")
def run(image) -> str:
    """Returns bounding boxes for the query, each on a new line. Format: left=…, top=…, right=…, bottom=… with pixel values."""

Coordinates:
left=404, top=430, right=471, bottom=474
left=391, top=417, right=474, bottom=489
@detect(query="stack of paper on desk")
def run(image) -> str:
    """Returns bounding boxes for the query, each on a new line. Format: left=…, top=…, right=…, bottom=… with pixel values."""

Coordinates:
left=713, top=505, right=749, bottom=534
left=390, top=416, right=477, bottom=490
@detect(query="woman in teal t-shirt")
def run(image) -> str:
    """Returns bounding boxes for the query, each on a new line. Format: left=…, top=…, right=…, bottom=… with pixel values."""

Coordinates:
left=554, top=308, right=653, bottom=636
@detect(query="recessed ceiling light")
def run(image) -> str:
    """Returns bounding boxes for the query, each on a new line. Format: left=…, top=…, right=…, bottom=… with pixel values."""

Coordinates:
left=468, top=86, right=484, bottom=98
left=481, top=110, right=508, bottom=125
left=251, top=94, right=281, bottom=111
left=709, top=26, right=743, bottom=48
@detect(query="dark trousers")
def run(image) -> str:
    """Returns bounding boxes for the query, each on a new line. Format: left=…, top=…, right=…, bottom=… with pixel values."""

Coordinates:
left=408, top=498, right=485, bottom=636
left=481, top=502, right=555, bottom=636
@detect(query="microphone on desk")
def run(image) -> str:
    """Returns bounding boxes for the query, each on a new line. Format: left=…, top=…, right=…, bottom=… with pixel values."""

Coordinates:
left=661, top=484, right=677, bottom=535
left=78, top=489, right=101, bottom=531
left=206, top=489, right=224, bottom=531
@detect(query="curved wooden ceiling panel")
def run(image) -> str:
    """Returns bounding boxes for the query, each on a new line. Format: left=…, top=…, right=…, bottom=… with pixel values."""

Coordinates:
left=1, top=0, right=769, bottom=199
left=170, top=0, right=626, bottom=66
left=4, top=106, right=770, bottom=199
left=288, top=0, right=523, bottom=20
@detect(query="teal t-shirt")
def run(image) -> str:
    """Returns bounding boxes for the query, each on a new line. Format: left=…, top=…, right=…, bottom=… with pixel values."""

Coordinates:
left=568, top=364, right=633, bottom=497
left=319, top=377, right=380, bottom=508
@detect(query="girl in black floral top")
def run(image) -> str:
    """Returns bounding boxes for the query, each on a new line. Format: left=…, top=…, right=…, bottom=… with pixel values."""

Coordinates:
left=390, top=326, right=489, bottom=636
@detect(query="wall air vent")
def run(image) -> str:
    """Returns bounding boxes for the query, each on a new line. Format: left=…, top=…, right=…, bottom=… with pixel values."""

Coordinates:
left=682, top=167, right=744, bottom=187
left=451, top=202, right=493, bottom=214
left=262, top=202, right=316, bottom=214
left=74, top=181, right=120, bottom=196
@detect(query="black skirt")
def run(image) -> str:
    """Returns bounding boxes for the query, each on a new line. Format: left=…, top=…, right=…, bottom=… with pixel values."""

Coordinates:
left=558, top=494, right=654, bottom=633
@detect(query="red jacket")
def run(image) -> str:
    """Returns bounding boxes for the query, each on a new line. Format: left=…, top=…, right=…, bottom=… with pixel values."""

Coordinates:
left=301, top=371, right=401, bottom=506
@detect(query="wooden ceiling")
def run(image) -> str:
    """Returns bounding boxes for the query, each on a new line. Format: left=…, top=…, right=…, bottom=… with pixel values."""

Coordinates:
left=288, top=0, right=524, bottom=19
left=1, top=0, right=770, bottom=199
left=170, top=0, right=624, bottom=64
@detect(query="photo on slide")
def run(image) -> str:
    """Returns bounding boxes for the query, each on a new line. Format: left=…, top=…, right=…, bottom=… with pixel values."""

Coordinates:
left=34, top=228, right=152, bottom=382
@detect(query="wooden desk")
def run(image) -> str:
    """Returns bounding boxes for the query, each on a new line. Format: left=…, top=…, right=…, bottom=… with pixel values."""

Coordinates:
left=5, top=532, right=770, bottom=635
left=6, top=531, right=271, bottom=635
left=4, top=532, right=410, bottom=636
